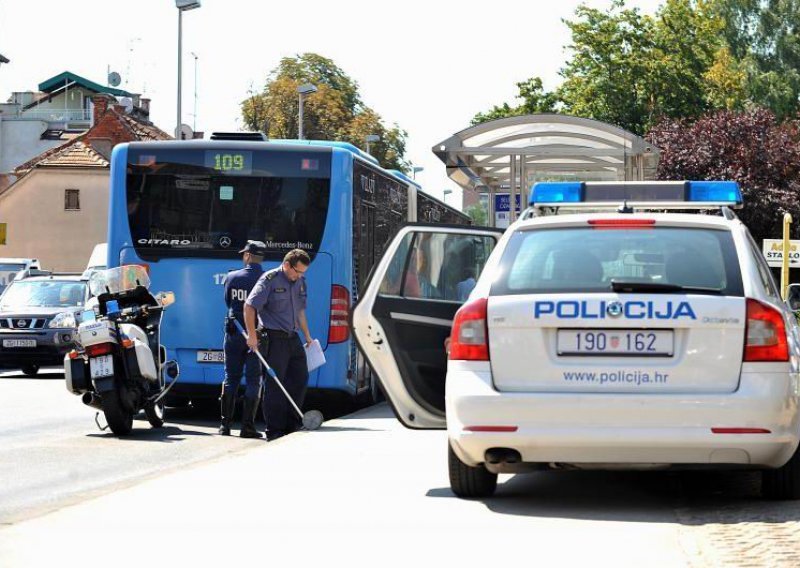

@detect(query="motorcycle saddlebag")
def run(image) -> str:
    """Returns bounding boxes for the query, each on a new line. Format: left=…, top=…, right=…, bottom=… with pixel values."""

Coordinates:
left=64, top=354, right=90, bottom=394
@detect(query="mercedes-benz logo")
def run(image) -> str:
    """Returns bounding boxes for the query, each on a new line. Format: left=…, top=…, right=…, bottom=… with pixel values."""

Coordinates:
left=606, top=301, right=623, bottom=318
left=219, top=236, right=232, bottom=248
left=16, top=319, right=27, bottom=328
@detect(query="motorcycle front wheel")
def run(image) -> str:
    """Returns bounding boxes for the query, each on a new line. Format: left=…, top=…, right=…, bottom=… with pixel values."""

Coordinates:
left=144, top=400, right=165, bottom=428
left=103, top=389, right=133, bottom=436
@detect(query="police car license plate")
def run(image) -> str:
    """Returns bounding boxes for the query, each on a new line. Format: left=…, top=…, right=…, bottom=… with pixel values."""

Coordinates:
left=2, top=339, right=36, bottom=348
left=557, top=329, right=673, bottom=356
left=90, top=354, right=114, bottom=378
left=197, top=351, right=224, bottom=363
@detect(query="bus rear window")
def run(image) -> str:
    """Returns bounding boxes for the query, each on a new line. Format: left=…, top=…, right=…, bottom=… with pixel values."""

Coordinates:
left=126, top=173, right=331, bottom=260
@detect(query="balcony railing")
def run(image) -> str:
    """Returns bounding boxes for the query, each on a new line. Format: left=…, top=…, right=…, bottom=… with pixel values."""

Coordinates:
left=13, top=109, right=92, bottom=123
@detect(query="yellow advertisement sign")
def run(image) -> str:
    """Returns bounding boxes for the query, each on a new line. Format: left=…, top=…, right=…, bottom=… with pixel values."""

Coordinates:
left=0, top=223, right=6, bottom=245
left=763, top=238, right=800, bottom=268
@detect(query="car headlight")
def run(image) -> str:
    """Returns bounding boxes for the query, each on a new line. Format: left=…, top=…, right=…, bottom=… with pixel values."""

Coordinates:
left=49, top=312, right=77, bottom=329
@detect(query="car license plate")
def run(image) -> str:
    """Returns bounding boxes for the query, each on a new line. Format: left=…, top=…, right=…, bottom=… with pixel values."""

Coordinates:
left=2, top=339, right=36, bottom=348
left=557, top=329, right=673, bottom=356
left=90, top=354, right=114, bottom=378
left=197, top=350, right=224, bottom=363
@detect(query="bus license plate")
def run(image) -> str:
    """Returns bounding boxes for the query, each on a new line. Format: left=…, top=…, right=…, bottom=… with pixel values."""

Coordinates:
left=557, top=330, right=673, bottom=356
left=2, top=339, right=36, bottom=348
left=90, top=354, right=114, bottom=378
left=197, top=351, right=224, bottom=363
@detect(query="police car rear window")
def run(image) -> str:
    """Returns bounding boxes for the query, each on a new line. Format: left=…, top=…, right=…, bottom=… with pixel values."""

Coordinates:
left=491, top=227, right=744, bottom=296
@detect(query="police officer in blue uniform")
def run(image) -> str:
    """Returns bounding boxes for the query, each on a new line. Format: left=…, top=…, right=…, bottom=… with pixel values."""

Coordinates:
left=244, top=249, right=313, bottom=441
left=220, top=240, right=266, bottom=438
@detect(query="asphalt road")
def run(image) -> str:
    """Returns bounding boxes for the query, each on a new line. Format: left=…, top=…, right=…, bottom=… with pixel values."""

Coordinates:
left=3, top=371, right=800, bottom=567
left=0, top=367, right=274, bottom=524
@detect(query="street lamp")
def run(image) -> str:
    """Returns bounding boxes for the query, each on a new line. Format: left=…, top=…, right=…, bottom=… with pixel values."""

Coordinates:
left=190, top=51, right=199, bottom=132
left=297, top=83, right=318, bottom=140
left=175, top=0, right=201, bottom=139
left=412, top=166, right=424, bottom=180
left=365, top=134, right=380, bottom=155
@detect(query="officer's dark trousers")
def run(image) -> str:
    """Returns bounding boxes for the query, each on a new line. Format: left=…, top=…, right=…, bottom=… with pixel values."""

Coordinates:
left=264, top=334, right=309, bottom=434
left=222, top=332, right=262, bottom=400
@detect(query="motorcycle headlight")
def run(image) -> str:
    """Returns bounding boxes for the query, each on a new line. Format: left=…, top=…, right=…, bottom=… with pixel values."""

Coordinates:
left=49, top=312, right=77, bottom=329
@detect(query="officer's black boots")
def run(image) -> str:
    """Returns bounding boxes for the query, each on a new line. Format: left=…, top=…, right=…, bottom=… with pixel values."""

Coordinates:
left=219, top=391, right=236, bottom=436
left=240, top=397, right=263, bottom=439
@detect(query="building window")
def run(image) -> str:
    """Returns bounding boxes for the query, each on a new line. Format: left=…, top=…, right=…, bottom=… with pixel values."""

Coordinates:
left=65, top=189, right=80, bottom=211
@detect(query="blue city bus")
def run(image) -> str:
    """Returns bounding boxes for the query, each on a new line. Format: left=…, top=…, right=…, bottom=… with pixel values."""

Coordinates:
left=106, top=135, right=469, bottom=404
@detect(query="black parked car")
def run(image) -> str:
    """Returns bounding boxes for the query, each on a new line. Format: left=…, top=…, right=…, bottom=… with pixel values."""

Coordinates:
left=0, top=273, right=91, bottom=376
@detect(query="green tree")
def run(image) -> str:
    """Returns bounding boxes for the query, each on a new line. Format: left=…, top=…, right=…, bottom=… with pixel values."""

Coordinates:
left=465, top=204, right=488, bottom=225
left=714, top=0, right=800, bottom=119
left=471, top=77, right=559, bottom=125
left=558, top=0, right=726, bottom=134
left=241, top=53, right=408, bottom=171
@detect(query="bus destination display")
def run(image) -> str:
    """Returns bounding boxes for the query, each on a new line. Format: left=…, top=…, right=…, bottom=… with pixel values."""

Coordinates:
left=204, top=151, right=253, bottom=175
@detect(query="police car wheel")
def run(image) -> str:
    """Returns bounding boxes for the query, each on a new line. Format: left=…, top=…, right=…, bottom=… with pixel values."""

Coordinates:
left=763, top=448, right=800, bottom=500
left=448, top=441, right=497, bottom=499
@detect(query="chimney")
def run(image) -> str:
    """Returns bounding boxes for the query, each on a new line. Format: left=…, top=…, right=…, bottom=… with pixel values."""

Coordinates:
left=140, top=98, right=150, bottom=116
left=92, top=94, right=114, bottom=124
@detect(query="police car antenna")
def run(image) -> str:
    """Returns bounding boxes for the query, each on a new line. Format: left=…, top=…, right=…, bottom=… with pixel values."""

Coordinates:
left=618, top=200, right=634, bottom=214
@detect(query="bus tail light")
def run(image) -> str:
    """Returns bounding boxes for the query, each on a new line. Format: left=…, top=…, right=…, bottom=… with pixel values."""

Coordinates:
left=744, top=298, right=789, bottom=362
left=328, top=285, right=350, bottom=344
left=449, top=298, right=489, bottom=361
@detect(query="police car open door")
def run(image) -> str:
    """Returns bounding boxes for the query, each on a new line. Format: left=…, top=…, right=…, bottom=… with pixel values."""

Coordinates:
left=352, top=224, right=502, bottom=429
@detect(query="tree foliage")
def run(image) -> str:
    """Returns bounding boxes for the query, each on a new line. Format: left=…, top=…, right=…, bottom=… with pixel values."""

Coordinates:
left=241, top=53, right=408, bottom=171
left=471, top=78, right=559, bottom=125
left=647, top=108, right=800, bottom=241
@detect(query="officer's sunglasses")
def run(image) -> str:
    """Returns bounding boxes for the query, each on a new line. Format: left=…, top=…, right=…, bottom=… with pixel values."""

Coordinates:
left=289, top=264, right=307, bottom=276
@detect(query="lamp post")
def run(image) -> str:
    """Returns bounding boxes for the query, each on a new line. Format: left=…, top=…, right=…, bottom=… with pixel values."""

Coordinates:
left=365, top=134, right=380, bottom=155
left=175, top=0, right=201, bottom=140
left=297, top=83, right=318, bottom=139
left=190, top=51, right=198, bottom=133
left=412, top=166, right=424, bottom=180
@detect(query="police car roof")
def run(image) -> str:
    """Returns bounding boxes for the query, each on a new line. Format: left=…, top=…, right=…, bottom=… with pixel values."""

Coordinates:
left=513, top=211, right=741, bottom=230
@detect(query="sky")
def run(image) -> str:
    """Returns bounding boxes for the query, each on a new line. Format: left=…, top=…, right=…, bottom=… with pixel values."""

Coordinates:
left=0, top=0, right=663, bottom=206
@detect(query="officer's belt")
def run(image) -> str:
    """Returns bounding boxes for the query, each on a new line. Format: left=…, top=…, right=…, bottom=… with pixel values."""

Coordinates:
left=263, top=328, right=298, bottom=339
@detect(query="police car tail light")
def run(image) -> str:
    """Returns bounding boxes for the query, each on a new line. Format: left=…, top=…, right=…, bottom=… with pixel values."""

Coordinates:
left=449, top=297, right=489, bottom=361
left=744, top=299, right=789, bottom=362
left=328, top=285, right=350, bottom=344
left=588, top=219, right=655, bottom=228
left=85, top=342, right=114, bottom=357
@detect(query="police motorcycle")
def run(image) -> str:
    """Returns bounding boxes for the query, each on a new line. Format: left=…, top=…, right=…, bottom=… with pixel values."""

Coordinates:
left=64, top=265, right=180, bottom=436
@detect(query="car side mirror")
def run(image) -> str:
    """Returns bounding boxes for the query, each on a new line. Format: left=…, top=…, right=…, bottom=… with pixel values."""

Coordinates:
left=156, top=291, right=176, bottom=308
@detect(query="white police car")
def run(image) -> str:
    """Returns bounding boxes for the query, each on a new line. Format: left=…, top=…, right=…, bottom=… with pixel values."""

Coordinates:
left=352, top=181, right=800, bottom=499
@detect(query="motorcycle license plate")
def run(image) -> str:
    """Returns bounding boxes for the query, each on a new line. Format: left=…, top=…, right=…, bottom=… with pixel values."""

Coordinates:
left=197, top=350, right=224, bottom=363
left=90, top=354, right=114, bottom=378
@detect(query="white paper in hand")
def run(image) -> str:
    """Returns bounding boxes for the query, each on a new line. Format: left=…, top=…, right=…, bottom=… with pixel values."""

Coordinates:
left=304, top=339, right=326, bottom=372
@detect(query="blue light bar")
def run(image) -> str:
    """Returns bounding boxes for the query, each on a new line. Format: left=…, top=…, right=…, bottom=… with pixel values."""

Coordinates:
left=687, top=181, right=742, bottom=204
left=530, top=182, right=583, bottom=205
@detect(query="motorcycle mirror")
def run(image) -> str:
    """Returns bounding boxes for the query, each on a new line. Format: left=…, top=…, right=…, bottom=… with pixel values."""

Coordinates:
left=157, top=291, right=176, bottom=308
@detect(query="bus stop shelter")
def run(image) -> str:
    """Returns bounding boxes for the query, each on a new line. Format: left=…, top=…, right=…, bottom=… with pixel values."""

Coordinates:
left=433, top=114, right=660, bottom=226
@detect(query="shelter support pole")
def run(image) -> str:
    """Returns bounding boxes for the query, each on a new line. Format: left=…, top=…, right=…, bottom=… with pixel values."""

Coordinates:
left=489, top=187, right=496, bottom=228
left=519, top=156, right=527, bottom=214
left=509, top=154, right=517, bottom=223
left=783, top=213, right=793, bottom=300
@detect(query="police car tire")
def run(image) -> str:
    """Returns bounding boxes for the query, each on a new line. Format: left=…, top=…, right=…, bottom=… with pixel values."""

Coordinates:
left=21, top=364, right=39, bottom=377
left=448, top=441, right=497, bottom=498
left=102, top=390, right=133, bottom=436
left=763, top=448, right=800, bottom=500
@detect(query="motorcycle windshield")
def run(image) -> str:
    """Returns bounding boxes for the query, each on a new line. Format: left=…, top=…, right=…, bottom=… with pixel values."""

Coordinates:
left=89, top=265, right=151, bottom=296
